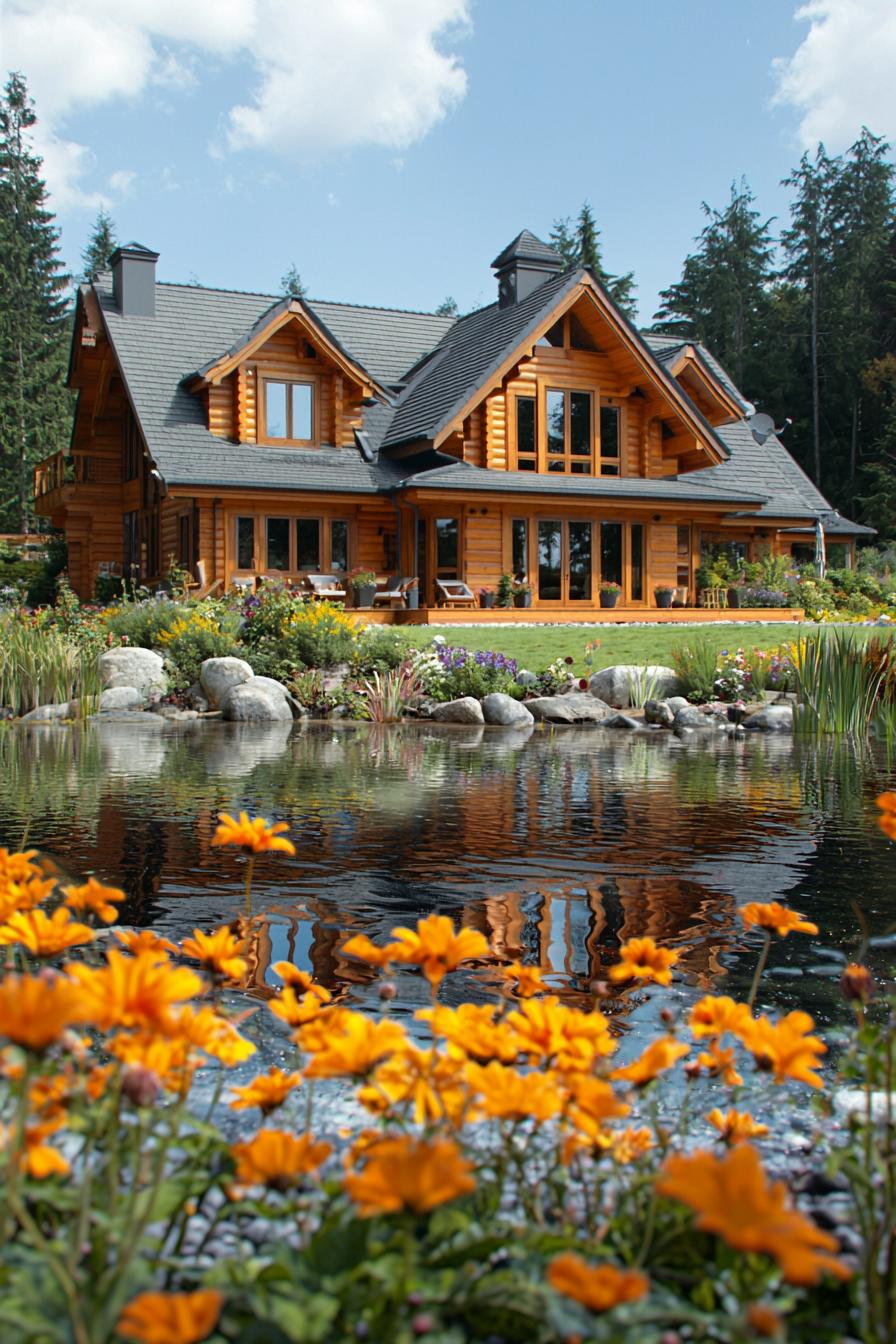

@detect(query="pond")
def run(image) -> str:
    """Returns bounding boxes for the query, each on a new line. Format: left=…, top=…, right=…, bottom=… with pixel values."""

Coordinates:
left=1, top=719, right=894, bottom=1081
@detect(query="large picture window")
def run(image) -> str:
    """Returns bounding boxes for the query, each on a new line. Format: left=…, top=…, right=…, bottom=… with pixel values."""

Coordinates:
left=234, top=514, right=350, bottom=575
left=263, top=380, right=314, bottom=443
left=545, top=389, right=593, bottom=474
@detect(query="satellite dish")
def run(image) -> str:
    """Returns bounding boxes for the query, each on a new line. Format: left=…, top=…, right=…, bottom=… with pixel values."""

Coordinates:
left=749, top=412, right=792, bottom=446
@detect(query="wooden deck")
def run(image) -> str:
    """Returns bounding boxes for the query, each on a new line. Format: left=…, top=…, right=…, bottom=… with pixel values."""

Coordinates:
left=355, top=606, right=806, bottom=626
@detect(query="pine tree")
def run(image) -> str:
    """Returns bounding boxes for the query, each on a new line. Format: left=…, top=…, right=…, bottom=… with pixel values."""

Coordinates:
left=652, top=179, right=774, bottom=394
left=0, top=72, right=71, bottom=532
left=280, top=265, right=306, bottom=298
left=81, top=208, right=117, bottom=280
left=549, top=216, right=577, bottom=269
left=435, top=296, right=458, bottom=317
left=549, top=202, right=637, bottom=317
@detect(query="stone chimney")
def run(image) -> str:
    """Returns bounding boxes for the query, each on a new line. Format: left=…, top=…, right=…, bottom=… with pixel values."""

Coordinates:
left=491, top=230, right=564, bottom=309
left=111, top=242, right=159, bottom=317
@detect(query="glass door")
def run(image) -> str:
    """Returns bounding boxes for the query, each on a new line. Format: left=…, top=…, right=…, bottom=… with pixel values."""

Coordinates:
left=537, top=520, right=563, bottom=602
left=537, top=520, right=593, bottom=605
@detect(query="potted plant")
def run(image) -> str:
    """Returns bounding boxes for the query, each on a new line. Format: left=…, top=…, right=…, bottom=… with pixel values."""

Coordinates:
left=479, top=587, right=495, bottom=610
left=654, top=585, right=674, bottom=609
left=348, top=567, right=377, bottom=608
left=496, top=573, right=514, bottom=608
left=599, top=580, right=622, bottom=609
left=511, top=579, right=532, bottom=609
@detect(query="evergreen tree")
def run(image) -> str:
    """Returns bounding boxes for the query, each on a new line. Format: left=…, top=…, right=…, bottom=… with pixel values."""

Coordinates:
left=548, top=216, right=577, bottom=269
left=280, top=264, right=306, bottom=298
left=549, top=202, right=637, bottom=317
left=652, top=179, right=774, bottom=394
left=0, top=72, right=71, bottom=532
left=435, top=296, right=459, bottom=317
left=81, top=208, right=117, bottom=280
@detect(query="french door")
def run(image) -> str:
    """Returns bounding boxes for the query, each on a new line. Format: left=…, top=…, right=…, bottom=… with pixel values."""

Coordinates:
left=537, top=519, right=594, bottom=604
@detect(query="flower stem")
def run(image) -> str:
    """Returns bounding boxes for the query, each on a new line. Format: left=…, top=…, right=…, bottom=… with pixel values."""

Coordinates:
left=747, top=932, right=772, bottom=1011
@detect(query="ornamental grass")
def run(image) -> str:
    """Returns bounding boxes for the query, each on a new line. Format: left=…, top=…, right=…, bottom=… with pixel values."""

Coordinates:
left=0, top=817, right=893, bottom=1343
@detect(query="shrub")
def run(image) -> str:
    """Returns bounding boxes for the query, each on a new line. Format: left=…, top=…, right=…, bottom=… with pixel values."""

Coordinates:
left=240, top=588, right=358, bottom=673
left=420, top=645, right=521, bottom=701
left=738, top=586, right=789, bottom=608
left=157, top=608, right=243, bottom=690
left=353, top=625, right=407, bottom=676
left=103, top=598, right=187, bottom=648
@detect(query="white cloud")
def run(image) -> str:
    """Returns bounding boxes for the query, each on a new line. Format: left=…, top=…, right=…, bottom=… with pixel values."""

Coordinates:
left=773, top=0, right=896, bottom=149
left=108, top=168, right=137, bottom=197
left=3, top=0, right=471, bottom=208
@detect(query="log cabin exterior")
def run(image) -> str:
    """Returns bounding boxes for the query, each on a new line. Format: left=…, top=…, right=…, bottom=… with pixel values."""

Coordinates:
left=37, top=233, right=871, bottom=614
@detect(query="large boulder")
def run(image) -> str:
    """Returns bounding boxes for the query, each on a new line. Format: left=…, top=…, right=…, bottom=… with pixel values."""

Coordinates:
left=199, top=656, right=254, bottom=709
left=589, top=665, right=683, bottom=709
left=643, top=698, right=674, bottom=728
left=742, top=704, right=794, bottom=733
left=221, top=682, right=293, bottom=722
left=480, top=693, right=535, bottom=728
left=99, top=647, right=167, bottom=702
left=527, top=693, right=613, bottom=724
left=431, top=697, right=485, bottom=725
left=673, top=704, right=722, bottom=731
left=98, top=686, right=142, bottom=713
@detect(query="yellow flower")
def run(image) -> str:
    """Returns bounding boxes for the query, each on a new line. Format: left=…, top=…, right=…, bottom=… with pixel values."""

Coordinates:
left=418, top=1003, right=521, bottom=1063
left=344, top=1136, right=474, bottom=1216
left=0, top=872, right=57, bottom=924
left=117, top=1289, right=223, bottom=1344
left=230, top=1129, right=331, bottom=1191
left=272, top=961, right=317, bottom=990
left=465, top=1061, right=563, bottom=1123
left=66, top=951, right=203, bottom=1032
left=876, top=791, right=896, bottom=840
left=689, top=995, right=753, bottom=1041
left=388, top=913, right=489, bottom=988
left=612, top=1037, right=689, bottom=1087
left=171, top=1005, right=256, bottom=1067
left=211, top=811, right=296, bottom=855
left=0, top=847, right=41, bottom=882
left=696, top=1041, right=743, bottom=1087
left=182, top=926, right=247, bottom=980
left=657, top=1145, right=850, bottom=1285
left=707, top=1107, right=769, bottom=1145
left=0, top=974, right=87, bottom=1051
left=608, top=936, right=679, bottom=987
left=507, top=996, right=616, bottom=1071
left=501, top=962, right=547, bottom=997
left=0, top=907, right=93, bottom=956
left=610, top=1125, right=655, bottom=1164
left=229, top=1067, right=301, bottom=1116
left=114, top=929, right=179, bottom=957
left=738, top=1010, right=827, bottom=1089
left=548, top=1254, right=648, bottom=1312
left=268, top=984, right=332, bottom=1030
left=562, top=1073, right=631, bottom=1143
left=62, top=877, right=122, bottom=924
left=357, top=1047, right=468, bottom=1125
left=740, top=902, right=818, bottom=937
left=302, top=1012, right=406, bottom=1078
left=341, top=933, right=401, bottom=970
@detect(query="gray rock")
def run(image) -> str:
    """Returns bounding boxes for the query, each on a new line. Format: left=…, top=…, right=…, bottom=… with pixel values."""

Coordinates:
left=148, top=705, right=199, bottom=722
left=322, top=662, right=351, bottom=694
left=92, top=710, right=165, bottom=728
left=742, top=704, right=794, bottom=733
left=199, top=656, right=254, bottom=709
left=515, top=669, right=539, bottom=688
left=527, top=693, right=612, bottom=724
left=480, top=693, right=535, bottom=727
left=589, top=664, right=683, bottom=708
left=20, top=702, right=74, bottom=723
left=221, top=683, right=293, bottom=722
left=673, top=705, right=719, bottom=730
left=99, top=686, right=142, bottom=713
left=643, top=698, right=674, bottom=727
left=241, top=676, right=305, bottom=719
left=99, top=647, right=167, bottom=701
left=430, top=696, right=485, bottom=725
left=601, top=713, right=641, bottom=730
left=185, top=682, right=210, bottom=712
left=665, top=696, right=690, bottom=715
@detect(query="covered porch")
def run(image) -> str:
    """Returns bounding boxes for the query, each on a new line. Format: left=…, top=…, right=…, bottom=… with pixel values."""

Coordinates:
left=355, top=604, right=806, bottom=626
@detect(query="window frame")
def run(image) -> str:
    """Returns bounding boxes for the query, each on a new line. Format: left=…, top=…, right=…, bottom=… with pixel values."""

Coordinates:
left=542, top=386, right=595, bottom=475
left=232, top=511, right=353, bottom=577
left=259, top=375, right=318, bottom=447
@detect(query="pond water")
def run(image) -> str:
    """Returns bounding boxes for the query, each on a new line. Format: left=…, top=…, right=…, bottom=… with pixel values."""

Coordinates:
left=1, top=720, right=895, bottom=1076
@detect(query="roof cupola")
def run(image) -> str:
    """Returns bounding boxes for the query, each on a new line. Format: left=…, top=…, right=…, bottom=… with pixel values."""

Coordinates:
left=491, top=230, right=564, bottom=309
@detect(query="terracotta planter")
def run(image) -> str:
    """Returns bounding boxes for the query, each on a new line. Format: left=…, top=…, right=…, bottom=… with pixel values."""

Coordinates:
left=599, top=591, right=620, bottom=609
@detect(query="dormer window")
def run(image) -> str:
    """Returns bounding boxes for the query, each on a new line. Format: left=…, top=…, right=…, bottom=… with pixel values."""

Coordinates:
left=263, top=379, right=314, bottom=444
left=510, top=389, right=625, bottom=476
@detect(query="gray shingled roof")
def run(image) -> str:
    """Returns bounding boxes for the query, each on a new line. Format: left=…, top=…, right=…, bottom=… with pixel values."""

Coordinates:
left=491, top=230, right=564, bottom=269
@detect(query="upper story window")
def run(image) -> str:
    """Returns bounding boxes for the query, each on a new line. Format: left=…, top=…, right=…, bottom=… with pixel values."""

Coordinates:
left=546, top=389, right=592, bottom=474
left=263, top=379, right=314, bottom=444
left=598, top=404, right=621, bottom=476
left=511, top=389, right=624, bottom=476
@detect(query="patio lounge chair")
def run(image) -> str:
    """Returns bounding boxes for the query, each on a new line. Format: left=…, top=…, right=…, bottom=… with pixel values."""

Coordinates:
left=372, top=576, right=418, bottom=609
left=435, top=579, right=477, bottom=609
left=305, top=573, right=346, bottom=601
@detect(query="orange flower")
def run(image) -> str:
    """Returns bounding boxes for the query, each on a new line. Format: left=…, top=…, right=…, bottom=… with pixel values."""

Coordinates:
left=0, top=847, right=41, bottom=881
left=548, top=1254, right=648, bottom=1312
left=229, top=1067, right=301, bottom=1116
left=841, top=963, right=875, bottom=1003
left=2, top=1114, right=70, bottom=1179
left=109, top=1032, right=200, bottom=1094
left=608, top=936, right=679, bottom=987
left=689, top=995, right=753, bottom=1041
left=230, top=1129, right=331, bottom=1191
left=302, top=1012, right=406, bottom=1078
left=67, top=951, right=203, bottom=1032
left=501, top=962, right=547, bottom=997
left=466, top=1061, right=563, bottom=1123
left=610, top=1126, right=655, bottom=1164
left=612, top=1037, right=689, bottom=1087
left=876, top=790, right=896, bottom=840
left=697, top=1041, right=743, bottom=1087
left=272, top=961, right=317, bottom=990
left=746, top=1303, right=784, bottom=1338
left=707, top=1107, right=769, bottom=1145
left=657, top=1145, right=850, bottom=1285
left=738, top=1010, right=827, bottom=1089
left=344, top=1136, right=474, bottom=1216
left=171, top=1005, right=256, bottom=1067
left=388, top=913, right=488, bottom=988
left=62, top=877, right=122, bottom=924
left=114, top=929, right=179, bottom=957
left=740, top=902, right=818, bottom=937
left=211, top=811, right=295, bottom=855
left=0, top=907, right=93, bottom=956
left=357, top=1047, right=468, bottom=1125
left=269, top=984, right=332, bottom=1031
left=0, top=871, right=56, bottom=923
left=0, top=973, right=88, bottom=1051
left=418, top=1003, right=521, bottom=1064
left=507, top=996, right=616, bottom=1071
left=182, top=927, right=247, bottom=980
left=562, top=1074, right=631, bottom=1143
left=117, top=1289, right=223, bottom=1344
left=341, top=933, right=401, bottom=970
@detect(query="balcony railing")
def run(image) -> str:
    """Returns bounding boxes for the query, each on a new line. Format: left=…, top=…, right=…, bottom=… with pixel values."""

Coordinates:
left=34, top=453, right=97, bottom=498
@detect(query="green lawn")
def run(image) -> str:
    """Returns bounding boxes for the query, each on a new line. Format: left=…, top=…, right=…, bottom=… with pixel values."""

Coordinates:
left=391, top=621, right=848, bottom=674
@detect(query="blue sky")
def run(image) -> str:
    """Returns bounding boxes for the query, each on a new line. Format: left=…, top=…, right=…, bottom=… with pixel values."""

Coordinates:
left=6, top=0, right=896, bottom=321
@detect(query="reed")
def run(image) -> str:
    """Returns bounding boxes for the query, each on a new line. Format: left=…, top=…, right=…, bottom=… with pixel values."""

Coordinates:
left=362, top=663, right=422, bottom=722
left=0, top=618, right=101, bottom=718
left=670, top=638, right=719, bottom=702
left=791, top=629, right=890, bottom=738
